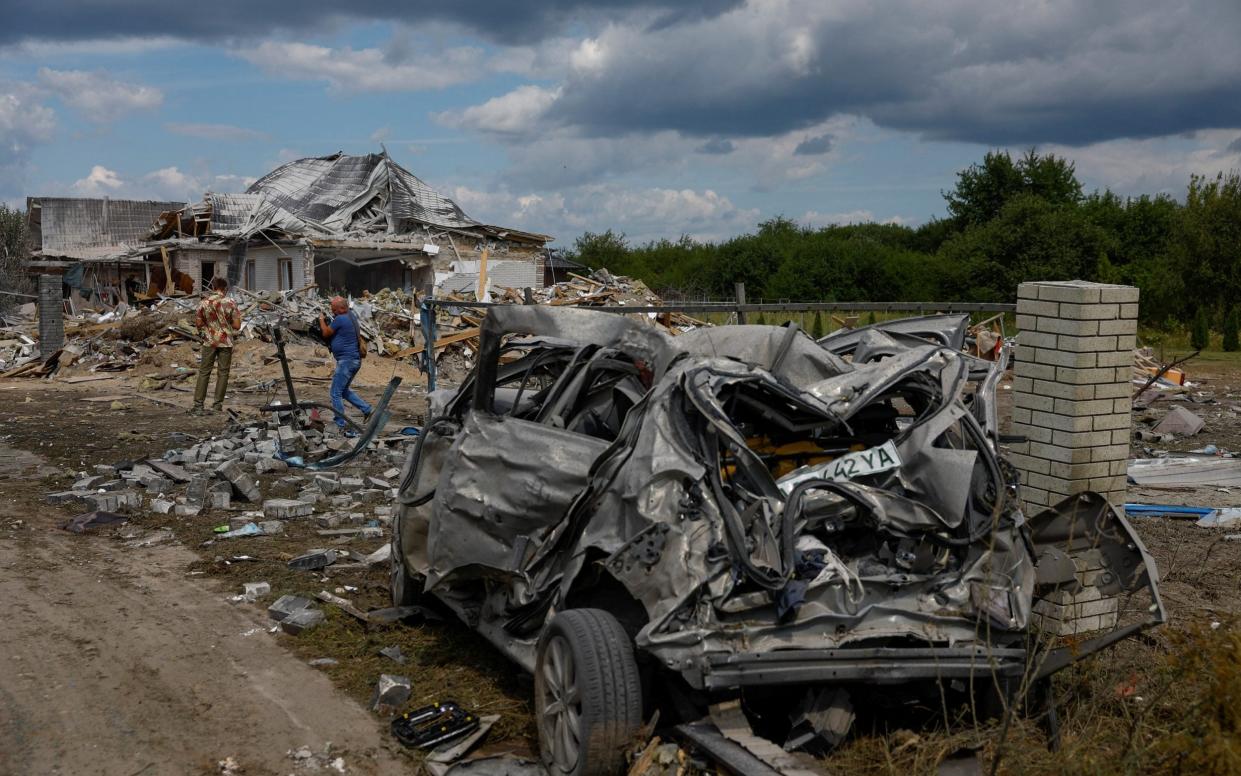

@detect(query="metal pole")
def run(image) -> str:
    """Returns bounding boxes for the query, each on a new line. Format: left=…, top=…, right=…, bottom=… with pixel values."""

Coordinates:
left=421, top=284, right=437, bottom=393
left=271, top=326, right=301, bottom=426
left=734, top=282, right=747, bottom=325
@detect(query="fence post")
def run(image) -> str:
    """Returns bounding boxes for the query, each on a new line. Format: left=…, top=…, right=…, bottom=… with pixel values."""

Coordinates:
left=523, top=287, right=534, bottom=305
left=734, top=282, right=747, bottom=325
left=38, top=274, right=64, bottom=357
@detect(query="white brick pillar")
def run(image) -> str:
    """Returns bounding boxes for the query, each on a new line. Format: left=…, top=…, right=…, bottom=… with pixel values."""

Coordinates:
left=1010, top=281, right=1138, bottom=514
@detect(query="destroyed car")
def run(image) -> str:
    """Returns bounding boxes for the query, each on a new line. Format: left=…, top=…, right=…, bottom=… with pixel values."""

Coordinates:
left=392, top=307, right=1164, bottom=775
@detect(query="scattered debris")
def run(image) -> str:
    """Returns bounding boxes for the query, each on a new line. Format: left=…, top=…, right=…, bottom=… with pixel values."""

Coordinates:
left=379, top=645, right=406, bottom=665
left=784, top=688, right=855, bottom=753
left=1153, top=405, right=1205, bottom=436
left=289, top=548, right=337, bottom=571
left=370, top=674, right=411, bottom=713
left=1128, top=457, right=1241, bottom=487
left=60, top=510, right=128, bottom=533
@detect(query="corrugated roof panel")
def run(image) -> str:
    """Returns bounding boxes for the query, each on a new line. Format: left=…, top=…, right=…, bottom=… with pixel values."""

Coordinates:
left=35, top=197, right=185, bottom=258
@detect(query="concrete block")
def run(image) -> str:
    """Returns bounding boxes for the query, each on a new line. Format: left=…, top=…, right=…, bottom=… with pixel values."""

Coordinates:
left=1110, top=429, right=1131, bottom=444
left=1032, top=380, right=1095, bottom=401
left=86, top=490, right=141, bottom=513
left=258, top=520, right=284, bottom=535
left=1051, top=429, right=1114, bottom=448
left=1018, top=331, right=1059, bottom=349
left=46, top=490, right=90, bottom=505
left=338, top=476, right=365, bottom=492
left=1054, top=367, right=1117, bottom=386
left=1027, top=442, right=1092, bottom=465
left=1030, top=411, right=1093, bottom=433
left=1016, top=314, right=1038, bottom=331
left=207, top=490, right=232, bottom=509
left=1092, top=442, right=1131, bottom=459
left=1093, top=382, right=1131, bottom=399
left=1053, top=398, right=1114, bottom=416
left=1011, top=422, right=1053, bottom=444
left=1115, top=334, right=1137, bottom=350
left=1016, top=299, right=1061, bottom=317
left=1058, top=302, right=1119, bottom=321
left=1012, top=376, right=1033, bottom=393
left=1012, top=407, right=1032, bottom=424
left=242, top=581, right=271, bottom=601
left=1038, top=316, right=1100, bottom=335
left=280, top=607, right=325, bottom=635
left=1015, top=392, right=1055, bottom=412
left=217, top=459, right=261, bottom=502
left=1017, top=283, right=1041, bottom=300
left=1097, top=318, right=1137, bottom=336
left=1050, top=461, right=1112, bottom=480
left=1015, top=361, right=1057, bottom=381
left=263, top=498, right=315, bottom=519
left=268, top=594, right=314, bottom=621
left=1112, top=397, right=1133, bottom=414
left=1034, top=348, right=1096, bottom=368
left=256, top=458, right=289, bottom=475
left=1008, top=453, right=1051, bottom=475
left=72, top=475, right=107, bottom=490
left=175, top=502, right=203, bottom=517
left=1037, top=282, right=1102, bottom=304
left=1092, top=414, right=1131, bottom=431
left=1100, top=286, right=1140, bottom=304
left=150, top=498, right=175, bottom=514
left=1119, top=303, right=1139, bottom=319
left=314, top=475, right=340, bottom=495
left=1056, top=335, right=1117, bottom=353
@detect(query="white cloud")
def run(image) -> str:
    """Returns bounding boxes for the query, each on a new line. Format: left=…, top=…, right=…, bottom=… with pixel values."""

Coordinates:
left=798, top=209, right=910, bottom=228
left=0, top=83, right=56, bottom=196
left=71, top=165, right=124, bottom=195
left=239, top=40, right=488, bottom=92
left=37, top=68, right=162, bottom=123
left=1044, top=129, right=1241, bottom=197
left=165, top=122, right=267, bottom=141
left=449, top=183, right=760, bottom=243
left=0, top=36, right=181, bottom=58
left=437, top=85, right=561, bottom=135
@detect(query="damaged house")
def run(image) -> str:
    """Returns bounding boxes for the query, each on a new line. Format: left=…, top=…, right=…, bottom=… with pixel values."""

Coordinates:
left=27, top=151, right=551, bottom=301
left=149, top=152, right=552, bottom=297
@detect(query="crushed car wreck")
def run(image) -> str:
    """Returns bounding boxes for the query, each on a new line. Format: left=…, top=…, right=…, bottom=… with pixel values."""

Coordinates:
left=391, top=306, right=1164, bottom=775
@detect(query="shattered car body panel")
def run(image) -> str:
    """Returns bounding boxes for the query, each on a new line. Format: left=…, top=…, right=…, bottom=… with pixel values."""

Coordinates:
left=396, top=306, right=1163, bottom=690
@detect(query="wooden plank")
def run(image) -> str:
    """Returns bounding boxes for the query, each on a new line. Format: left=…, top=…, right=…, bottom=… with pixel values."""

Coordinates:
left=80, top=395, right=131, bottom=403
left=62, top=375, right=116, bottom=384
left=392, top=327, right=481, bottom=358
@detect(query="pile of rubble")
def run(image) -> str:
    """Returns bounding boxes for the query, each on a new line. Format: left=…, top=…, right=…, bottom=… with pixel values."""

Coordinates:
left=47, top=414, right=412, bottom=557
left=2, top=268, right=700, bottom=386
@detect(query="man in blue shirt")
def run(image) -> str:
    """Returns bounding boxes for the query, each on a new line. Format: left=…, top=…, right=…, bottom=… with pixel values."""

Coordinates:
left=317, top=296, right=373, bottom=437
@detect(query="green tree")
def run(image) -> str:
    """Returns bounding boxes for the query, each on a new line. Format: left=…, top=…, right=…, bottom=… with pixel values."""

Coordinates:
left=1171, top=173, right=1241, bottom=322
left=811, top=310, right=824, bottom=339
left=0, top=204, right=30, bottom=315
left=1191, top=307, right=1211, bottom=350
left=936, top=194, right=1110, bottom=301
left=1224, top=308, right=1240, bottom=352
left=571, top=230, right=629, bottom=273
left=944, top=148, right=1082, bottom=227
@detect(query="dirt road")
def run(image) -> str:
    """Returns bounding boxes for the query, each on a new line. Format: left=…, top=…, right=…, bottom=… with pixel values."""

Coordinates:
left=0, top=397, right=409, bottom=776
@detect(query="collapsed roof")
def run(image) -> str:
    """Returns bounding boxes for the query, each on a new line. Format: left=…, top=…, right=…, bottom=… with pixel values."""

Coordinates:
left=28, top=197, right=186, bottom=261
left=152, top=152, right=550, bottom=246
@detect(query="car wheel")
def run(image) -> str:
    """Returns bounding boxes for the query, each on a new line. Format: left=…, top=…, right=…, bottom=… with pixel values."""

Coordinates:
left=389, top=510, right=422, bottom=607
left=535, top=609, right=643, bottom=776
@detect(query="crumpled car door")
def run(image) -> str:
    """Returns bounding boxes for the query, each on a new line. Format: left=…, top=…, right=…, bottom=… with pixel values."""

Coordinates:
left=1026, top=492, right=1166, bottom=677
left=424, top=412, right=610, bottom=589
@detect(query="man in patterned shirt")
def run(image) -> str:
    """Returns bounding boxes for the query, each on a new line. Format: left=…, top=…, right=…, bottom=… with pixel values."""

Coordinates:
left=191, top=276, right=242, bottom=414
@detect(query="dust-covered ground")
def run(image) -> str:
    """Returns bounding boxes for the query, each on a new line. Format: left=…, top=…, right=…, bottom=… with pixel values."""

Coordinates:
left=2, top=349, right=1241, bottom=775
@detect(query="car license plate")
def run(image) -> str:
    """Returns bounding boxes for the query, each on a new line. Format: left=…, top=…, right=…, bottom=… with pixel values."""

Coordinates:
left=777, top=440, right=902, bottom=494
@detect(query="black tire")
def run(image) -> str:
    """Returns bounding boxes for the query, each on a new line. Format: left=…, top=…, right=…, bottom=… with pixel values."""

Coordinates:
left=389, top=508, right=422, bottom=607
left=535, top=609, right=643, bottom=776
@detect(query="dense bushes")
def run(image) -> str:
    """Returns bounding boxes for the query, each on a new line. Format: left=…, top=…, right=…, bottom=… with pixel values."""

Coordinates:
left=570, top=150, right=1241, bottom=332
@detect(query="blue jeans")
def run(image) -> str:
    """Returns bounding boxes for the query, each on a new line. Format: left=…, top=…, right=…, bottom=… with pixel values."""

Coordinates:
left=330, top=359, right=371, bottom=428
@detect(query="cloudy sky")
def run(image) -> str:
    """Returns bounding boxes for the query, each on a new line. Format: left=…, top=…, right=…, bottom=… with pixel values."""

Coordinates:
left=2, top=0, right=1239, bottom=243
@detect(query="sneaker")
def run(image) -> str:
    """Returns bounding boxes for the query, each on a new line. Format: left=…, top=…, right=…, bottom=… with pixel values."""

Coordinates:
left=210, top=404, right=224, bottom=413
left=188, top=405, right=205, bottom=416
left=343, top=429, right=360, bottom=439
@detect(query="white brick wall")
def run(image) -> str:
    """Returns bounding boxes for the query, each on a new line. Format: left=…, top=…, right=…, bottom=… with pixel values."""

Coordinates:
left=1011, top=281, right=1138, bottom=513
